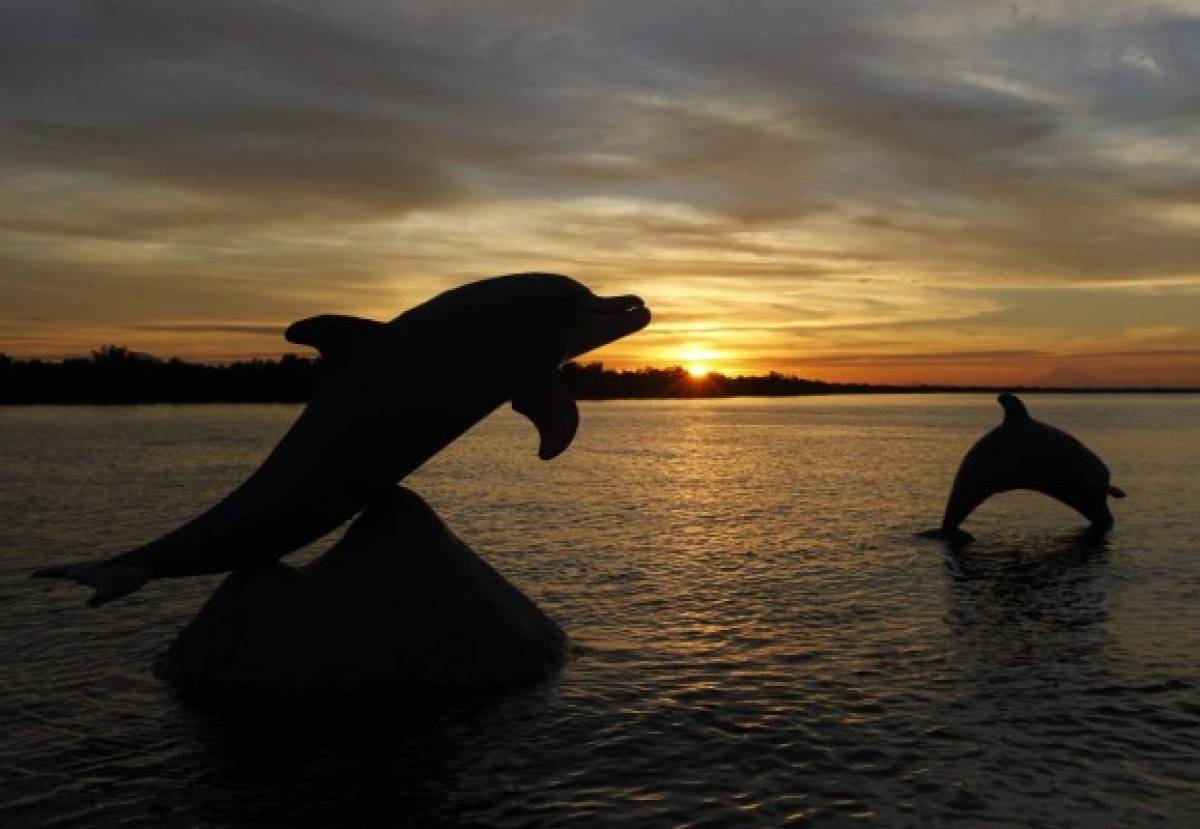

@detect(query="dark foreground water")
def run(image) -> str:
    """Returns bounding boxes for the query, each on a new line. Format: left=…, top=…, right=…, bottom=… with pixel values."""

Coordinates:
left=2, top=395, right=1198, bottom=827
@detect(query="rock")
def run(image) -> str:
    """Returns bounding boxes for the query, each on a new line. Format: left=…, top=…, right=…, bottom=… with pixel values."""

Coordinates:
left=157, top=487, right=567, bottom=702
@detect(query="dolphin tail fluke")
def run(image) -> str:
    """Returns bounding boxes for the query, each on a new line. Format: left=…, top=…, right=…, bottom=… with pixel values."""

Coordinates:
left=33, top=556, right=150, bottom=607
left=1107, top=484, right=1126, bottom=498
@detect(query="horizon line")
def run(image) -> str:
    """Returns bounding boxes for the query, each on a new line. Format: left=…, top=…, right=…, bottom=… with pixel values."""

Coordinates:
left=2, top=347, right=1198, bottom=394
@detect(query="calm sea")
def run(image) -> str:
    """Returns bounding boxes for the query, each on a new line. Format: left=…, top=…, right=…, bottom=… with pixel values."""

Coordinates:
left=2, top=395, right=1198, bottom=827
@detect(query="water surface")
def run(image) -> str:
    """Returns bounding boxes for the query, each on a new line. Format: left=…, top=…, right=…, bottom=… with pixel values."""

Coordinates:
left=2, top=395, right=1198, bottom=827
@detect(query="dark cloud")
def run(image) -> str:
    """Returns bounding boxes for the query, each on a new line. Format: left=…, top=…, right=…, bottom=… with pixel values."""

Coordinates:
left=4, top=1, right=1197, bottom=251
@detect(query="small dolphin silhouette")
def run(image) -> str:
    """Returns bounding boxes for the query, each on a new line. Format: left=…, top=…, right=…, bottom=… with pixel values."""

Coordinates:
left=924, top=394, right=1125, bottom=543
left=35, top=273, right=650, bottom=606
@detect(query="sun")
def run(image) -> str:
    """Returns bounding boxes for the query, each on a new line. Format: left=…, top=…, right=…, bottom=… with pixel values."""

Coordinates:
left=677, top=345, right=721, bottom=379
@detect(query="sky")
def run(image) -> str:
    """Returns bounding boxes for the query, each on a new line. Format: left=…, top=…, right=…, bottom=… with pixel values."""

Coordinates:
left=2, top=1, right=1199, bottom=386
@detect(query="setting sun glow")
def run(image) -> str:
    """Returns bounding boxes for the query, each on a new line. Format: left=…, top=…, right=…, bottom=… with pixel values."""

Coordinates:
left=677, top=346, right=722, bottom=379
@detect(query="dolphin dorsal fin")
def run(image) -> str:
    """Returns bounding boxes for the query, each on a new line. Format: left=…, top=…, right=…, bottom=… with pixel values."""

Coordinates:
left=285, top=314, right=384, bottom=363
left=998, top=393, right=1030, bottom=424
left=512, top=371, right=579, bottom=460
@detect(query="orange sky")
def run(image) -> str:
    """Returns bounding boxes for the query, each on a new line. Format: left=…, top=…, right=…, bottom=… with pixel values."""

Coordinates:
left=2, top=2, right=1199, bottom=386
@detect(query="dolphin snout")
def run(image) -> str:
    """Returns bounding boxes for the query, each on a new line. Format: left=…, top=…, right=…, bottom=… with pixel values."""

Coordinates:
left=1090, top=502, right=1115, bottom=531
left=587, top=294, right=645, bottom=313
left=565, top=294, right=651, bottom=360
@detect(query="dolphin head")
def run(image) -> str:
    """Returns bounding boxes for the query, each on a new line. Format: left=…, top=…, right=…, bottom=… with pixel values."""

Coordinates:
left=422, top=273, right=649, bottom=460
left=446, top=272, right=650, bottom=365
left=559, top=285, right=651, bottom=362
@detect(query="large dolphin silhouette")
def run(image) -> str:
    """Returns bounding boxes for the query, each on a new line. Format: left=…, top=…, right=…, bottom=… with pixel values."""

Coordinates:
left=924, top=394, right=1125, bottom=543
left=35, top=273, right=650, bottom=606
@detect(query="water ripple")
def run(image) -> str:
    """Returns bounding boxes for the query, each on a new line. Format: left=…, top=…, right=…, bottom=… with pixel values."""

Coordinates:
left=1, top=396, right=1199, bottom=826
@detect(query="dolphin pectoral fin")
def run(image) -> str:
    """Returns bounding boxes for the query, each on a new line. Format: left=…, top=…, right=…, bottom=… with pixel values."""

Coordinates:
left=285, top=314, right=385, bottom=363
left=512, top=371, right=579, bottom=460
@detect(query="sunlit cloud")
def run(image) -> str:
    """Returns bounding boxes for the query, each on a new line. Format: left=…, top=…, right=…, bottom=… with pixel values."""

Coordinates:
left=0, top=0, right=1198, bottom=384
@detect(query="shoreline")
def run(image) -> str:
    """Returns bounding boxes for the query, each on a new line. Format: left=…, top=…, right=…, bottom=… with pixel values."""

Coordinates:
left=3, top=349, right=1196, bottom=403
left=3, top=386, right=1198, bottom=406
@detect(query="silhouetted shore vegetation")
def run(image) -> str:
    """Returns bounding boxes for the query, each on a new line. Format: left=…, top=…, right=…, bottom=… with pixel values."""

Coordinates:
left=0, top=347, right=1194, bottom=404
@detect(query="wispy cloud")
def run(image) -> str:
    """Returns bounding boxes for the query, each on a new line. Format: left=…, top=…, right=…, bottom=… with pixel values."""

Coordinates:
left=1, top=1, right=1198, bottom=383
left=126, top=322, right=285, bottom=337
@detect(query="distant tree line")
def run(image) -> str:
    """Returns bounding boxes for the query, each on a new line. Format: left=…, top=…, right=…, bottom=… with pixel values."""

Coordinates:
left=0, top=347, right=1190, bottom=404
left=561, top=362, right=878, bottom=398
left=0, top=347, right=887, bottom=404
left=0, top=347, right=320, bottom=404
